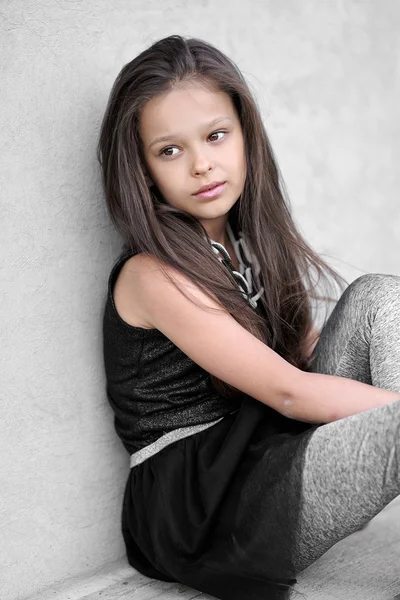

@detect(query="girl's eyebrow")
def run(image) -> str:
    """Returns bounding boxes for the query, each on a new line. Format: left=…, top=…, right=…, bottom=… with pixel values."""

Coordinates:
left=148, top=116, right=233, bottom=149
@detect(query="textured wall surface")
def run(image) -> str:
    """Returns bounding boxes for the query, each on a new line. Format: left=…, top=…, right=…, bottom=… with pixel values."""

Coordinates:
left=1, top=1, right=399, bottom=599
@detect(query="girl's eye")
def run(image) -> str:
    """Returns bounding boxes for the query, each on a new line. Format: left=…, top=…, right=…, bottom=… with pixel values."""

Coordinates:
left=159, top=130, right=227, bottom=157
left=159, top=146, right=179, bottom=157
left=208, top=130, right=226, bottom=142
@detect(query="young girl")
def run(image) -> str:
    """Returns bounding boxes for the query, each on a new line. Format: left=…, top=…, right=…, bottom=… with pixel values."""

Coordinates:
left=98, top=35, right=400, bottom=600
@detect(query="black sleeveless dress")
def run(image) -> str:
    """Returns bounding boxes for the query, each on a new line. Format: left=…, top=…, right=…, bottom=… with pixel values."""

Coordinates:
left=103, top=246, right=319, bottom=600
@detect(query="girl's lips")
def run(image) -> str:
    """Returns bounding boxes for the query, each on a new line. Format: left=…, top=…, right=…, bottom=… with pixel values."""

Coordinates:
left=194, top=182, right=225, bottom=199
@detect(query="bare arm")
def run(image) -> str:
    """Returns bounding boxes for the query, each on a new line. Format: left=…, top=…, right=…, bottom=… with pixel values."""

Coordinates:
left=125, top=254, right=400, bottom=425
left=282, top=372, right=400, bottom=423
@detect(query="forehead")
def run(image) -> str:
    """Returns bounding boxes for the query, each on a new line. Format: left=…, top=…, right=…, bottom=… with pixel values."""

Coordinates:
left=139, top=84, right=236, bottom=141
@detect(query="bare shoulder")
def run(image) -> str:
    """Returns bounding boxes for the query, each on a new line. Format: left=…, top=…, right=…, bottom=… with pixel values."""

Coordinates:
left=112, top=253, right=156, bottom=329
left=115, top=252, right=207, bottom=329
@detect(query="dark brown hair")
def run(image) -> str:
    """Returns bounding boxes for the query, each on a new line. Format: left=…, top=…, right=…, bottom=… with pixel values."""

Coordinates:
left=97, top=34, right=348, bottom=402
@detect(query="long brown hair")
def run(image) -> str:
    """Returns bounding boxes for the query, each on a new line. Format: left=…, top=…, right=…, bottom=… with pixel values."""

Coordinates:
left=97, top=34, right=348, bottom=400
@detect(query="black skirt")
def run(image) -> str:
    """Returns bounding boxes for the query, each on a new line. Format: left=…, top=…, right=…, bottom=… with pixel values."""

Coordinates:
left=121, top=395, right=319, bottom=600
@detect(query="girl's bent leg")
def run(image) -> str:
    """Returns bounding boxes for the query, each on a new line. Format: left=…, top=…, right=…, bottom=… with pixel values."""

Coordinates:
left=293, top=397, right=400, bottom=573
left=292, top=273, right=400, bottom=573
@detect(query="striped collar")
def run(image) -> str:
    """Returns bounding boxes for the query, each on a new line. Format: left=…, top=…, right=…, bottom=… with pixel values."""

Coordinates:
left=210, top=222, right=264, bottom=309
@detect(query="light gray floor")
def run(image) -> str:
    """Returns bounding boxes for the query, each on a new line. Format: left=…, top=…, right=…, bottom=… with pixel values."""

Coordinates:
left=27, top=496, right=400, bottom=600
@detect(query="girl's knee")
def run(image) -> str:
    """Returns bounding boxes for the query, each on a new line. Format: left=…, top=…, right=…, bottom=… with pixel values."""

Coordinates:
left=335, top=273, right=400, bottom=321
left=347, top=273, right=400, bottom=301
left=351, top=272, right=390, bottom=288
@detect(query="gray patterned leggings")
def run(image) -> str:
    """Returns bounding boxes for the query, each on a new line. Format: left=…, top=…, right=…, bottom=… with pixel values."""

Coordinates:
left=293, top=273, right=400, bottom=574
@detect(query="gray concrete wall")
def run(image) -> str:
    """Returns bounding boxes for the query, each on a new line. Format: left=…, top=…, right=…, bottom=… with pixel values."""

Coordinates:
left=1, top=1, right=399, bottom=599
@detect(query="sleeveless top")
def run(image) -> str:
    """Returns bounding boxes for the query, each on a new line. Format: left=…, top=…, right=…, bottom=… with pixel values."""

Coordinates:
left=102, top=223, right=265, bottom=467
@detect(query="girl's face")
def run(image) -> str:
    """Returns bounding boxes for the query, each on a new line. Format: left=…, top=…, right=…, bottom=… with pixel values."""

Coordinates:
left=139, top=82, right=247, bottom=242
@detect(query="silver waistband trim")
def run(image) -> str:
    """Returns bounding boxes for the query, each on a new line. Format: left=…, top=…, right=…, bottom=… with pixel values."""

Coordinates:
left=130, top=415, right=229, bottom=468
